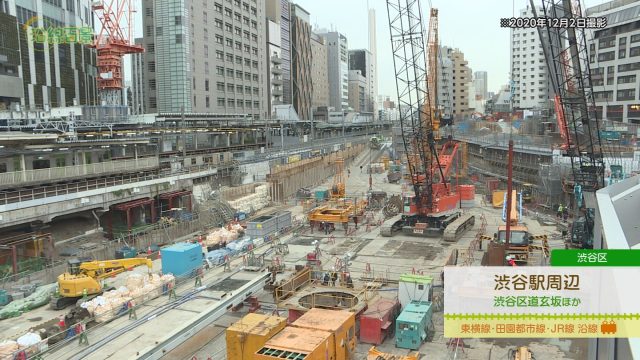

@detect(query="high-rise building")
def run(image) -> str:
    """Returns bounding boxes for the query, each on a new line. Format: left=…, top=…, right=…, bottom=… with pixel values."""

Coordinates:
left=143, top=0, right=267, bottom=117
left=0, top=1, right=98, bottom=110
left=348, top=49, right=375, bottom=112
left=310, top=32, right=329, bottom=110
left=266, top=19, right=283, bottom=116
left=368, top=8, right=378, bottom=117
left=130, top=38, right=146, bottom=115
left=437, top=48, right=454, bottom=120
left=511, top=5, right=552, bottom=110
left=587, top=0, right=640, bottom=124
left=473, top=71, right=488, bottom=100
left=348, top=70, right=367, bottom=112
left=317, top=31, right=349, bottom=111
left=267, top=0, right=292, bottom=107
left=290, top=4, right=312, bottom=120
left=440, top=47, right=472, bottom=119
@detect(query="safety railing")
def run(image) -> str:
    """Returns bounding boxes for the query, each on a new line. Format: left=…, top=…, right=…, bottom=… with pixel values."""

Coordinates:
left=0, top=157, right=160, bottom=188
left=0, top=163, right=225, bottom=206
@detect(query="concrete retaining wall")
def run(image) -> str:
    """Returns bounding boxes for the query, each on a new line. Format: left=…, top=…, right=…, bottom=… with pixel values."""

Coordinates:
left=267, top=144, right=365, bottom=203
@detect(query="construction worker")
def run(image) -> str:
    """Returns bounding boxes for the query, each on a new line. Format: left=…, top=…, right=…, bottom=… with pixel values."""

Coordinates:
left=195, top=267, right=203, bottom=287
left=82, top=288, right=88, bottom=301
left=345, top=274, right=354, bottom=288
left=167, top=282, right=177, bottom=300
left=562, top=205, right=569, bottom=221
left=322, top=272, right=330, bottom=286
left=557, top=204, right=563, bottom=219
left=78, top=321, right=89, bottom=345
left=128, top=299, right=137, bottom=320
left=330, top=271, right=338, bottom=287
left=57, top=315, right=66, bottom=330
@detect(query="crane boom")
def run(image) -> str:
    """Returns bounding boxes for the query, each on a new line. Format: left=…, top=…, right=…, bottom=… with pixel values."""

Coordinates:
left=532, top=0, right=605, bottom=248
left=382, top=0, right=475, bottom=238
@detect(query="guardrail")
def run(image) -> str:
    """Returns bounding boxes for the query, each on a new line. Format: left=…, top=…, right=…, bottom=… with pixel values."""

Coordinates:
left=0, top=163, right=228, bottom=206
left=0, top=134, right=370, bottom=206
left=0, top=157, right=159, bottom=188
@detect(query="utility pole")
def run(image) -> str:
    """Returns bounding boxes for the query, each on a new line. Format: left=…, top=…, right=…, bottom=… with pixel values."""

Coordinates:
left=505, top=138, right=514, bottom=246
left=310, top=107, right=315, bottom=141
left=342, top=111, right=346, bottom=148
left=181, top=105, right=187, bottom=157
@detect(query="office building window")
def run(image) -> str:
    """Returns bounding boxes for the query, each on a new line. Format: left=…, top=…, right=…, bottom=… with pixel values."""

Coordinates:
left=148, top=61, right=155, bottom=72
left=217, top=82, right=225, bottom=91
left=218, top=98, right=225, bottom=106
left=206, top=96, right=210, bottom=108
left=205, top=80, right=209, bottom=91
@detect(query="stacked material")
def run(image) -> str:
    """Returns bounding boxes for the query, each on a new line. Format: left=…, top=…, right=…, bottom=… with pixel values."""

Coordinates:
left=0, top=340, right=19, bottom=359
left=80, top=273, right=174, bottom=323
left=227, top=185, right=269, bottom=214
left=0, top=284, right=57, bottom=320
left=206, top=249, right=232, bottom=265
left=226, top=238, right=254, bottom=255
left=1, top=330, right=48, bottom=359
left=204, top=224, right=244, bottom=247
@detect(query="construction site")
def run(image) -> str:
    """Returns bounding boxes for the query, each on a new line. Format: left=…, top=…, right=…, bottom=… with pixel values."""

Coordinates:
left=0, top=0, right=638, bottom=359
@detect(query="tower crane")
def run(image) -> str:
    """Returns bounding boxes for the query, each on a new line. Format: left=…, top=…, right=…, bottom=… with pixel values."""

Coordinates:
left=91, top=0, right=145, bottom=105
left=381, top=0, right=474, bottom=239
left=532, top=0, right=605, bottom=249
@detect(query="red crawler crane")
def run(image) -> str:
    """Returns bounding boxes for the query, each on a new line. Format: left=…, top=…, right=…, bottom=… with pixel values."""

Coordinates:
left=91, top=0, right=144, bottom=105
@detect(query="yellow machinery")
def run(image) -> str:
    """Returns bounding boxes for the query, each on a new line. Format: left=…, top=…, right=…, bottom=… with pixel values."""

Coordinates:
left=522, top=183, right=534, bottom=203
left=491, top=191, right=547, bottom=263
left=330, top=158, right=346, bottom=199
left=308, top=199, right=367, bottom=231
left=51, top=257, right=153, bottom=309
left=368, top=346, right=419, bottom=360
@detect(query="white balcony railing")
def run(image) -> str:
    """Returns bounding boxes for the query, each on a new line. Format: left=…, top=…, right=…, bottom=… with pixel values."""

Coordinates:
left=0, top=157, right=160, bottom=187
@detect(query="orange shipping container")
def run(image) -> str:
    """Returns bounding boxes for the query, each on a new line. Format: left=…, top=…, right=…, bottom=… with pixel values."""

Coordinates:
left=456, top=185, right=475, bottom=201
left=226, top=313, right=287, bottom=360
left=291, top=308, right=356, bottom=360
left=254, top=326, right=334, bottom=360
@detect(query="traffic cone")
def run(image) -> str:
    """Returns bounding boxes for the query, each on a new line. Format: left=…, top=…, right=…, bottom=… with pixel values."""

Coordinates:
left=158, top=251, right=162, bottom=259
left=147, top=246, right=152, bottom=255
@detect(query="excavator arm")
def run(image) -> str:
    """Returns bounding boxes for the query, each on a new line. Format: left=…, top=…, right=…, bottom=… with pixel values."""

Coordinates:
left=79, top=258, right=153, bottom=280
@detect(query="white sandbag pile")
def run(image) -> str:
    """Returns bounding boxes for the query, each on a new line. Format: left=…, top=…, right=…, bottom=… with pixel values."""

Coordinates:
left=204, top=224, right=244, bottom=247
left=0, top=340, right=19, bottom=359
left=16, top=332, right=40, bottom=347
left=80, top=273, right=175, bottom=323
left=227, top=185, right=269, bottom=214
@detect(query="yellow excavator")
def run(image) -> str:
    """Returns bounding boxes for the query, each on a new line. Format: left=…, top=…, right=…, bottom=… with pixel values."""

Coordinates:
left=50, top=257, right=153, bottom=310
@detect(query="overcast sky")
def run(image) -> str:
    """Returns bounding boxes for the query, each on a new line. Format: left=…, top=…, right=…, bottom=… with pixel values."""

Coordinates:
left=295, top=0, right=607, bottom=97
left=127, top=0, right=607, bottom=97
